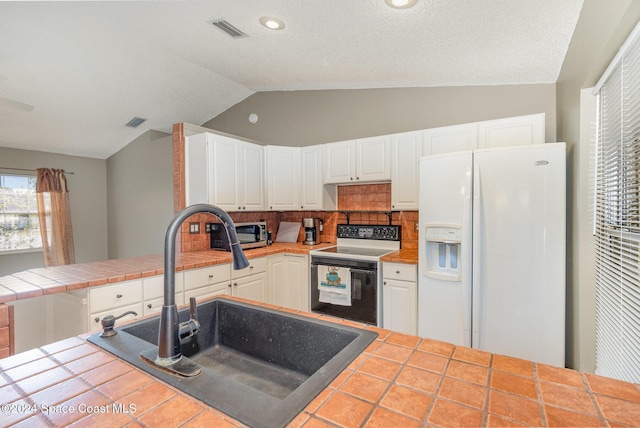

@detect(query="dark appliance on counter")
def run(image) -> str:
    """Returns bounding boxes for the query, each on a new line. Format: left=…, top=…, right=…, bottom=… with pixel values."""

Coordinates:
left=302, top=217, right=321, bottom=245
left=210, top=221, right=267, bottom=250
left=309, top=224, right=400, bottom=326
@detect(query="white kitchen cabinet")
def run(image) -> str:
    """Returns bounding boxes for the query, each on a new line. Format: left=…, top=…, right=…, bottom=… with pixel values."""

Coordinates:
left=324, top=140, right=356, bottom=183
left=422, top=114, right=545, bottom=156
left=382, top=262, right=417, bottom=335
left=87, top=280, right=143, bottom=333
left=230, top=257, right=268, bottom=303
left=142, top=273, right=184, bottom=316
left=477, top=113, right=545, bottom=148
left=183, top=263, right=232, bottom=301
left=356, top=135, right=391, bottom=182
left=267, top=254, right=309, bottom=312
left=324, top=136, right=390, bottom=184
left=391, top=131, right=421, bottom=210
left=238, top=141, right=267, bottom=211
left=185, top=132, right=265, bottom=211
left=266, top=146, right=300, bottom=211
left=422, top=123, right=477, bottom=156
left=299, top=145, right=324, bottom=210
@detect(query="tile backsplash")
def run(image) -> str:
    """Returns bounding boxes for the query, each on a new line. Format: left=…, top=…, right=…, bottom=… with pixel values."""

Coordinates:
left=173, top=126, right=418, bottom=252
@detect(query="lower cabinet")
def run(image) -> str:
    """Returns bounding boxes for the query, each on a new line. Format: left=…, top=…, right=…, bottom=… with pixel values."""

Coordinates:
left=267, top=254, right=309, bottom=312
left=183, top=263, right=232, bottom=302
left=382, top=262, right=418, bottom=335
left=231, top=257, right=268, bottom=303
left=143, top=273, right=184, bottom=316
left=88, top=279, right=143, bottom=333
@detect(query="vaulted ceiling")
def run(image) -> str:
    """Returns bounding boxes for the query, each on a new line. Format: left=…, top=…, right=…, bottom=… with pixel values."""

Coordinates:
left=0, top=0, right=583, bottom=159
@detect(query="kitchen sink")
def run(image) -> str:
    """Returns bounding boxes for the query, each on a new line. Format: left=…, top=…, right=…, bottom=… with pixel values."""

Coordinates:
left=87, top=297, right=377, bottom=428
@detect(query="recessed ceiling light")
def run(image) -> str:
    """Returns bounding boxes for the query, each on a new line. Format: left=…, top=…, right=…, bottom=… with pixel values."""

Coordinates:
left=259, top=16, right=285, bottom=30
left=385, top=0, right=418, bottom=9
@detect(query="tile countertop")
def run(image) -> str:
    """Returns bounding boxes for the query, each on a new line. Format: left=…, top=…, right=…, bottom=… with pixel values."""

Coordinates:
left=381, top=248, right=418, bottom=264
left=0, top=242, right=335, bottom=303
left=1, top=297, right=640, bottom=428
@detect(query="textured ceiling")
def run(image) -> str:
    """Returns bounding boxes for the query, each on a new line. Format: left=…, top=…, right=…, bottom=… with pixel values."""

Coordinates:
left=0, top=0, right=584, bottom=159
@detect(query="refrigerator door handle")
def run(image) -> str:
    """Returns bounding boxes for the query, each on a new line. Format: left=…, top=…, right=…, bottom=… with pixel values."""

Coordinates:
left=472, top=162, right=482, bottom=349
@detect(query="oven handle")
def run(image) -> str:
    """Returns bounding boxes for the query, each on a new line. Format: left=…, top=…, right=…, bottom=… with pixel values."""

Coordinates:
left=312, top=264, right=376, bottom=274
left=350, top=268, right=377, bottom=275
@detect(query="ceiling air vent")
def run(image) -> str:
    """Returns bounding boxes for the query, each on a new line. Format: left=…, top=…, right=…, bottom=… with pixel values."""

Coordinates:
left=210, top=19, right=248, bottom=39
left=125, top=117, right=147, bottom=128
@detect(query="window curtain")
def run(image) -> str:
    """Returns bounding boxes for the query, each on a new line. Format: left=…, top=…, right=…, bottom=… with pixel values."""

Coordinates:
left=36, top=168, right=75, bottom=266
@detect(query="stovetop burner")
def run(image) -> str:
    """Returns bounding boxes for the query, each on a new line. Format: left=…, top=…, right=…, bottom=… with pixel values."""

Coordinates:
left=314, top=246, right=395, bottom=258
left=310, top=224, right=401, bottom=262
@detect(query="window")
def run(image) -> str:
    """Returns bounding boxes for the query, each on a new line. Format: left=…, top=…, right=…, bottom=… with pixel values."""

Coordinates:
left=0, top=173, right=42, bottom=253
left=594, top=21, right=640, bottom=383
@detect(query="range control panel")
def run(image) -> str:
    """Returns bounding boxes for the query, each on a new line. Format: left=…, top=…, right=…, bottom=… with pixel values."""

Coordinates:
left=336, top=224, right=401, bottom=241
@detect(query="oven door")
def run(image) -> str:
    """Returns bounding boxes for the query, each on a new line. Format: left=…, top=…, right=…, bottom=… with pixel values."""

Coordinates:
left=310, top=256, right=378, bottom=325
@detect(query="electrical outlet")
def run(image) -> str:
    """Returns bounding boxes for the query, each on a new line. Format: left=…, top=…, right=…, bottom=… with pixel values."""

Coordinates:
left=205, top=223, right=212, bottom=233
left=189, top=222, right=200, bottom=234
left=415, top=221, right=419, bottom=232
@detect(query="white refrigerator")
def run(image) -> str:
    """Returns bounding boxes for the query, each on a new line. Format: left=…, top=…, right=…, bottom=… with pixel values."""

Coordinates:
left=418, top=143, right=566, bottom=367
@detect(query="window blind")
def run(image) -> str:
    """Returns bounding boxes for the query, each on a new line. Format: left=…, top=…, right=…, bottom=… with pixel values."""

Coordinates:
left=594, top=20, right=640, bottom=383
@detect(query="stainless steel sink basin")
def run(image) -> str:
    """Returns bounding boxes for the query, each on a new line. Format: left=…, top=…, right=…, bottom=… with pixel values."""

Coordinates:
left=87, top=297, right=378, bottom=428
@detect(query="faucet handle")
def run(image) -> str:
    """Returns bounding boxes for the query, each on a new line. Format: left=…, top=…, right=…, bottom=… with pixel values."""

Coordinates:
left=179, top=298, right=201, bottom=340
left=100, top=310, right=138, bottom=338
left=189, top=297, right=198, bottom=321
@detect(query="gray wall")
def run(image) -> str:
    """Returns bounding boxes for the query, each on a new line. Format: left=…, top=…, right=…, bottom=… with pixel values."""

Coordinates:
left=106, top=130, right=173, bottom=259
left=556, top=0, right=640, bottom=373
left=0, top=147, right=108, bottom=276
left=203, top=84, right=557, bottom=145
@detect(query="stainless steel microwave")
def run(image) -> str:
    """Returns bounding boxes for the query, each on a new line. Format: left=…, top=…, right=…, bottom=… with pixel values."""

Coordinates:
left=210, top=221, right=267, bottom=250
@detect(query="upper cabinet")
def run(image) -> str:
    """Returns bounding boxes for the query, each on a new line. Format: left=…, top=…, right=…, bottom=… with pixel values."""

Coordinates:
left=185, top=132, right=265, bottom=211
left=299, top=145, right=324, bottom=210
left=477, top=113, right=545, bottom=148
left=266, top=146, right=300, bottom=211
left=324, top=136, right=390, bottom=184
left=391, top=131, right=421, bottom=211
left=238, top=141, right=266, bottom=211
left=422, top=123, right=477, bottom=156
left=421, top=113, right=545, bottom=156
left=185, top=113, right=545, bottom=212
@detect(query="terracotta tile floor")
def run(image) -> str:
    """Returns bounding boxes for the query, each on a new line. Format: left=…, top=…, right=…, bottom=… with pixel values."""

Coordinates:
left=1, top=314, right=640, bottom=427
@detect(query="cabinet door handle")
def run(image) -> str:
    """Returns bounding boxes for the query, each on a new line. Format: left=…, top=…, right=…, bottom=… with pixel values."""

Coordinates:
left=233, top=282, right=238, bottom=287
left=249, top=265, right=254, bottom=269
left=350, top=177, right=353, bottom=181
left=301, top=205, right=303, bottom=209
left=116, top=294, right=123, bottom=299
left=356, top=176, right=360, bottom=180
left=94, top=317, right=100, bottom=323
left=238, top=206, right=242, bottom=210
left=147, top=303, right=152, bottom=309
left=396, top=270, right=401, bottom=274
left=208, top=274, right=214, bottom=278
left=228, top=283, right=232, bottom=288
left=383, top=281, right=387, bottom=285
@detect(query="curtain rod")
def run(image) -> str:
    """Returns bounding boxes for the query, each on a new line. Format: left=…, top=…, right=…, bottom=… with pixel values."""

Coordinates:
left=0, top=167, right=75, bottom=175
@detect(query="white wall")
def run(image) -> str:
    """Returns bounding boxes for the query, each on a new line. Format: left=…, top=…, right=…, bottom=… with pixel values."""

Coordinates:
left=0, top=147, right=108, bottom=276
left=106, top=130, right=173, bottom=259
left=556, top=0, right=640, bottom=372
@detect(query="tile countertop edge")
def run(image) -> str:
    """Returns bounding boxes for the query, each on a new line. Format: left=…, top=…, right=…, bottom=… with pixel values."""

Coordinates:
left=1, top=296, right=640, bottom=428
left=381, top=248, right=418, bottom=264
left=0, top=242, right=335, bottom=303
